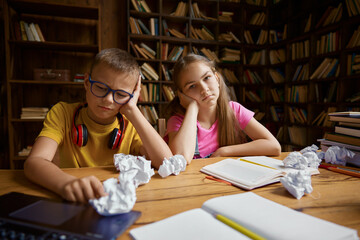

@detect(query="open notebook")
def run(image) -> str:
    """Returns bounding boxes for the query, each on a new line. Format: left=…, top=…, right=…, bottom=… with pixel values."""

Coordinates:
left=200, top=156, right=320, bottom=190
left=130, top=192, right=358, bottom=240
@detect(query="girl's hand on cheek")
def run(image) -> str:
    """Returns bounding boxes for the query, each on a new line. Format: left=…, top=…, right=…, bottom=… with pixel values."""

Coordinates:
left=120, top=76, right=141, bottom=116
left=178, top=90, right=198, bottom=110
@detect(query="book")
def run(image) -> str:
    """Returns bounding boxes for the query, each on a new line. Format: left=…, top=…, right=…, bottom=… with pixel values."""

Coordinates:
left=324, top=132, right=360, bottom=146
left=130, top=192, right=358, bottom=240
left=329, top=115, right=360, bottom=123
left=200, top=156, right=319, bottom=190
left=335, top=126, right=360, bottom=138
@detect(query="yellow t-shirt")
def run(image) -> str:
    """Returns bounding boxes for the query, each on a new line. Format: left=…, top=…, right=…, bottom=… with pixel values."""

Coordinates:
left=38, top=102, right=143, bottom=168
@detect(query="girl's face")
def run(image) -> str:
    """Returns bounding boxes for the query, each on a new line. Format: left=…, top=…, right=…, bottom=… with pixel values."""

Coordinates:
left=179, top=62, right=220, bottom=107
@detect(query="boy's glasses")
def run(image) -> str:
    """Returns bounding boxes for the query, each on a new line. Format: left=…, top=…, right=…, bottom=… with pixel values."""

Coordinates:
left=89, top=76, right=133, bottom=105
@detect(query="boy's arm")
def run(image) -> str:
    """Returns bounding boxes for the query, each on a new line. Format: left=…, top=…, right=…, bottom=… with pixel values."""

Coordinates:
left=120, top=77, right=172, bottom=169
left=24, top=136, right=106, bottom=203
left=211, top=118, right=281, bottom=157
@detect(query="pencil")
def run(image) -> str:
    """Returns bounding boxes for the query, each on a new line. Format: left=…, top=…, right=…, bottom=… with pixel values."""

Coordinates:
left=239, top=158, right=277, bottom=170
left=319, top=164, right=360, bottom=178
left=216, top=214, right=266, bottom=240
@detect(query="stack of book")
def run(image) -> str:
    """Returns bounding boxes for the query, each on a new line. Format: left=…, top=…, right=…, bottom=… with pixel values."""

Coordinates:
left=140, top=63, right=159, bottom=81
left=130, top=0, right=151, bottom=13
left=347, top=53, right=360, bottom=75
left=320, top=111, right=360, bottom=167
left=345, top=0, right=360, bottom=16
left=218, top=31, right=240, bottom=43
left=171, top=2, right=188, bottom=17
left=190, top=25, right=214, bottom=41
left=218, top=11, right=233, bottom=22
left=138, top=105, right=158, bottom=125
left=220, top=48, right=240, bottom=62
left=315, top=3, right=343, bottom=29
left=310, top=58, right=339, bottom=79
left=346, top=26, right=360, bottom=48
left=15, top=21, right=45, bottom=42
left=249, top=12, right=266, bottom=25
left=20, top=107, right=49, bottom=119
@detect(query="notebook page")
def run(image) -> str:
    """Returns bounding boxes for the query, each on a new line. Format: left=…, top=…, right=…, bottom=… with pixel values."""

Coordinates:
left=201, top=158, right=284, bottom=189
left=241, top=156, right=320, bottom=175
left=202, top=192, right=358, bottom=240
left=129, top=208, right=250, bottom=240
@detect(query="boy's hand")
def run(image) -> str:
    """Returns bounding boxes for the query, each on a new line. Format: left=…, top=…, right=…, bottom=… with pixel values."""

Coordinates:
left=61, top=176, right=107, bottom=203
left=178, top=91, right=199, bottom=110
left=120, top=76, right=141, bottom=116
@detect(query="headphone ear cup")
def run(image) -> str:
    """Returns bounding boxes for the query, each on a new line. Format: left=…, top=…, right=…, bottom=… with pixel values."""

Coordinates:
left=81, top=124, right=88, bottom=146
left=73, top=124, right=88, bottom=147
left=108, top=128, right=122, bottom=150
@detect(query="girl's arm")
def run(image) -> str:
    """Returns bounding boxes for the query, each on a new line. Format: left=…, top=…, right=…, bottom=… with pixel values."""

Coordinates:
left=211, top=118, right=281, bottom=157
left=167, top=92, right=199, bottom=164
left=24, top=137, right=107, bottom=203
left=120, top=77, right=173, bottom=168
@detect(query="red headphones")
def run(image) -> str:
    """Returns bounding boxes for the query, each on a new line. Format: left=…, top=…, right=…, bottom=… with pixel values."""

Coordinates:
left=72, top=103, right=125, bottom=150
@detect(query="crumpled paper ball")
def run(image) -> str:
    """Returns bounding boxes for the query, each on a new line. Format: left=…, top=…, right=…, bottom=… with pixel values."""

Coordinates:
left=158, top=155, right=187, bottom=178
left=280, top=170, right=313, bottom=199
left=283, top=151, right=321, bottom=169
left=89, top=170, right=137, bottom=216
left=114, top=154, right=155, bottom=187
left=324, top=146, right=355, bottom=166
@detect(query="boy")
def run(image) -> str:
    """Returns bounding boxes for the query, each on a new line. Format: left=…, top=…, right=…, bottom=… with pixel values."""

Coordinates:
left=24, top=48, right=173, bottom=203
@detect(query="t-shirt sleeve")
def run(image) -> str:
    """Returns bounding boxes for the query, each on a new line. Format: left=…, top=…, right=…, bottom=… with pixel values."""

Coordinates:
left=230, top=101, right=255, bottom=130
left=38, top=102, right=67, bottom=144
left=163, top=115, right=184, bottom=142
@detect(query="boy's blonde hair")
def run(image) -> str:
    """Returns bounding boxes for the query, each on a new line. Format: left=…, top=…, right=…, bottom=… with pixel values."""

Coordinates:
left=90, top=48, right=140, bottom=79
left=166, top=54, right=246, bottom=147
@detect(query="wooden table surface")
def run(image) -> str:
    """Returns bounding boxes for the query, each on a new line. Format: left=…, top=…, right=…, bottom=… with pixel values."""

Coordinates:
left=1, top=152, right=359, bottom=239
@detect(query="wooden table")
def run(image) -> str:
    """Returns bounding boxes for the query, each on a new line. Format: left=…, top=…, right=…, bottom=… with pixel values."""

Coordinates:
left=1, top=153, right=359, bottom=239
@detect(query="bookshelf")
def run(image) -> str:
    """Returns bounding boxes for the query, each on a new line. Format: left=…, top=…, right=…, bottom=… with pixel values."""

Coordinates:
left=3, top=0, right=100, bottom=169
left=270, top=0, right=360, bottom=151
left=127, top=0, right=269, bottom=130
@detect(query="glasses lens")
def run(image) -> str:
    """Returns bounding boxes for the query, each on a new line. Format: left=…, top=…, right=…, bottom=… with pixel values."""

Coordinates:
left=91, top=82, right=109, bottom=97
left=114, top=91, right=131, bottom=104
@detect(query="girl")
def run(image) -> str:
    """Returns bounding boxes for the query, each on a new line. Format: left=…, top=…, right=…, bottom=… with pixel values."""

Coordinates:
left=165, top=54, right=281, bottom=164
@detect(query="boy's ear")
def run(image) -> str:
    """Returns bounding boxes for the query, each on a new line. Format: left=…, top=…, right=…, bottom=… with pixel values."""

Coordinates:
left=84, top=73, right=90, bottom=90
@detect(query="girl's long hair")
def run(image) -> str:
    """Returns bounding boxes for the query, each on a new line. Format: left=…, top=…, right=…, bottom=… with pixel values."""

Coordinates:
left=165, top=54, right=246, bottom=147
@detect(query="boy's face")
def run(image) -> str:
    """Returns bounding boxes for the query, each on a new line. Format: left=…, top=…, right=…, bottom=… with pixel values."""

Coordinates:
left=84, top=62, right=137, bottom=125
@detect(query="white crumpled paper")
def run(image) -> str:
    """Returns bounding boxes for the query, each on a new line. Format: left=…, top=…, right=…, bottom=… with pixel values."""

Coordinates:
left=158, top=155, right=187, bottom=178
left=324, top=146, right=355, bottom=166
left=283, top=148, right=322, bottom=170
left=114, top=154, right=155, bottom=187
left=281, top=144, right=322, bottom=199
left=280, top=170, right=313, bottom=199
left=89, top=172, right=137, bottom=216
left=90, top=154, right=155, bottom=216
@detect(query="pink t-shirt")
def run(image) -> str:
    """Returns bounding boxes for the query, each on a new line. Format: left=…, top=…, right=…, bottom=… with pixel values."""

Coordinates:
left=165, top=101, right=254, bottom=158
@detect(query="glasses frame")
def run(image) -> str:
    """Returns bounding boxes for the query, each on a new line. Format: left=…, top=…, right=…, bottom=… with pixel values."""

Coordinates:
left=89, top=76, right=134, bottom=105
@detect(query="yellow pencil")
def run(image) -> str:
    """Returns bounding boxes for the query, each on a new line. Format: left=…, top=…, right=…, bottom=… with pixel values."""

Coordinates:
left=239, top=158, right=277, bottom=170
left=216, top=214, right=266, bottom=240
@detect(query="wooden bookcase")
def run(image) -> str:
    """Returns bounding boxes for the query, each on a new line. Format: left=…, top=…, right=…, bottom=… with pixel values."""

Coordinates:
left=269, top=0, right=360, bottom=151
left=127, top=0, right=269, bottom=131
left=3, top=0, right=101, bottom=169
left=127, top=0, right=360, bottom=152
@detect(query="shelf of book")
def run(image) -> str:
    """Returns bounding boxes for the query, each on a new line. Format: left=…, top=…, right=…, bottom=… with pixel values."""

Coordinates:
left=4, top=0, right=100, bottom=169
left=127, top=0, right=265, bottom=127
left=269, top=0, right=360, bottom=150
